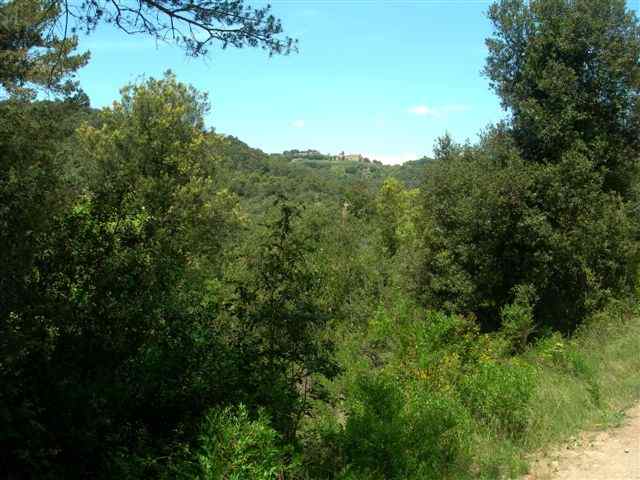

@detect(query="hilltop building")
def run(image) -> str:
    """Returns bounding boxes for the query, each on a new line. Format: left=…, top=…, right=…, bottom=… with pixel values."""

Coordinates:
left=335, top=151, right=367, bottom=162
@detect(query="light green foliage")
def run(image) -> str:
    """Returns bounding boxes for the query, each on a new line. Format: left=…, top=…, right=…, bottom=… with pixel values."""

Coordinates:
left=376, top=178, right=404, bottom=256
left=305, top=303, right=536, bottom=479
left=375, top=178, right=420, bottom=257
left=500, top=284, right=538, bottom=353
left=398, top=310, right=535, bottom=439
left=459, top=359, right=535, bottom=437
left=339, top=374, right=470, bottom=480
left=316, top=297, right=640, bottom=479
left=178, top=405, right=299, bottom=480
left=532, top=331, right=603, bottom=406
left=78, top=71, right=211, bottom=207
left=521, top=301, right=640, bottom=452
left=77, top=71, right=241, bottom=279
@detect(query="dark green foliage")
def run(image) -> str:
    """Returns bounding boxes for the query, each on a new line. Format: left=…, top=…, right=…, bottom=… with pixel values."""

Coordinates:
left=432, top=132, right=460, bottom=161
left=383, top=157, right=431, bottom=188
left=223, top=202, right=341, bottom=440
left=0, top=0, right=90, bottom=98
left=436, top=0, right=640, bottom=331
left=0, top=77, right=337, bottom=478
left=485, top=0, right=640, bottom=197
left=297, top=202, right=386, bottom=325
left=416, top=136, right=638, bottom=331
left=3, top=0, right=640, bottom=477
left=0, top=98, right=99, bottom=474
left=0, top=98, right=91, bottom=321
left=29, top=0, right=296, bottom=58
left=0, top=80, right=235, bottom=476
left=211, top=136, right=423, bottom=216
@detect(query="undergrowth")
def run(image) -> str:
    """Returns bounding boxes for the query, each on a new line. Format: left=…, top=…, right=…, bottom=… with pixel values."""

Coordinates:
left=298, top=297, right=640, bottom=479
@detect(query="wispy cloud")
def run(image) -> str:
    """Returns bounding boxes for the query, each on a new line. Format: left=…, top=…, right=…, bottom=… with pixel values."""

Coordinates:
left=291, top=119, right=305, bottom=129
left=408, top=105, right=438, bottom=117
left=408, top=104, right=470, bottom=118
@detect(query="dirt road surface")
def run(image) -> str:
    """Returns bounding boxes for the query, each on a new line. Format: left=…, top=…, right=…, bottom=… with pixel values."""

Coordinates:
left=524, top=404, right=640, bottom=480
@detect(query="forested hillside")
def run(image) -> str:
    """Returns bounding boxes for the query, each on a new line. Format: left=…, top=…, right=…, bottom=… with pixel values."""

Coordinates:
left=210, top=135, right=426, bottom=214
left=1, top=0, right=640, bottom=479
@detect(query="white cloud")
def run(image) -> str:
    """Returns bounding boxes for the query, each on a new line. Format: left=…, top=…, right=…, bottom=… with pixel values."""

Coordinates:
left=408, top=105, right=438, bottom=117
left=291, top=119, right=305, bottom=129
left=408, top=104, right=470, bottom=118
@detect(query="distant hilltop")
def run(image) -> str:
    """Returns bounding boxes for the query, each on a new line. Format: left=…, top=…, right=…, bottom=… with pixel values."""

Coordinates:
left=282, top=149, right=322, bottom=158
left=281, top=149, right=379, bottom=164
left=335, top=152, right=366, bottom=162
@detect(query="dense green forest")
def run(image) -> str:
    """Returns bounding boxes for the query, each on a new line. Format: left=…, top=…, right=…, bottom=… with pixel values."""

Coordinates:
left=1, top=0, right=640, bottom=478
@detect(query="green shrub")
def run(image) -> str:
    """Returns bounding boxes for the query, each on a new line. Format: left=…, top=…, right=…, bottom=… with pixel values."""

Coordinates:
left=340, top=374, right=470, bottom=480
left=459, top=359, right=535, bottom=437
left=416, top=144, right=638, bottom=332
left=500, top=284, right=538, bottom=354
left=175, top=405, right=299, bottom=480
left=532, top=333, right=601, bottom=406
left=403, top=310, right=500, bottom=393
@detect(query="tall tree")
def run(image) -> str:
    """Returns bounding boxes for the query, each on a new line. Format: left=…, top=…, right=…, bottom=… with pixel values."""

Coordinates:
left=485, top=0, right=640, bottom=196
left=0, top=0, right=89, bottom=98
left=0, top=74, right=241, bottom=477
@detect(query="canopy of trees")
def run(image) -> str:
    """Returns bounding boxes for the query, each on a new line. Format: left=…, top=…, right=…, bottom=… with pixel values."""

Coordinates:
left=2, top=0, right=640, bottom=478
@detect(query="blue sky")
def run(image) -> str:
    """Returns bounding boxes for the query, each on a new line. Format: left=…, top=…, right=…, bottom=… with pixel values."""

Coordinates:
left=75, top=0, right=639, bottom=164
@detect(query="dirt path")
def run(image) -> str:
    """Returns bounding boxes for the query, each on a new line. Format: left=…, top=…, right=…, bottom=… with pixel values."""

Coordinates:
left=524, top=404, right=640, bottom=480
